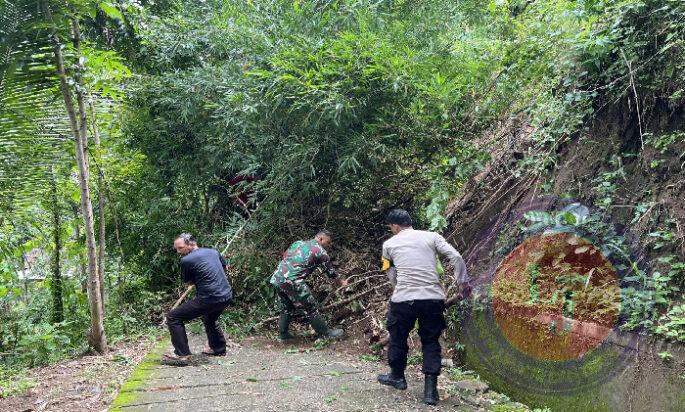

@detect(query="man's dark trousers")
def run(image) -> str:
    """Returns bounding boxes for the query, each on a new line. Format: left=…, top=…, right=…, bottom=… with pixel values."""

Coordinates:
left=167, top=298, right=231, bottom=356
left=387, top=299, right=445, bottom=376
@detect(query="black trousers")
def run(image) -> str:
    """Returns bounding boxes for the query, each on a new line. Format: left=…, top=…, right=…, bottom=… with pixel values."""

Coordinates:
left=166, top=298, right=231, bottom=356
left=387, top=299, right=445, bottom=376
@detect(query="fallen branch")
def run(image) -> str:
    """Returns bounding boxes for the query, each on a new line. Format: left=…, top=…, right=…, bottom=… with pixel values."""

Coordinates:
left=319, top=273, right=386, bottom=306
left=323, top=283, right=387, bottom=310
left=253, top=283, right=390, bottom=330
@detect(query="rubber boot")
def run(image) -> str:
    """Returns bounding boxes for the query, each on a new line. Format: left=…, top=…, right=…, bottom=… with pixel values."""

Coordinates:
left=423, top=374, right=439, bottom=405
left=278, top=313, right=295, bottom=341
left=309, top=314, right=343, bottom=338
left=377, top=369, right=407, bottom=390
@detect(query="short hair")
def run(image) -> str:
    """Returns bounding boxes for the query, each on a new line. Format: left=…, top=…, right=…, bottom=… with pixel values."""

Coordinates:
left=387, top=209, right=412, bottom=227
left=175, top=233, right=196, bottom=245
left=316, top=230, right=332, bottom=240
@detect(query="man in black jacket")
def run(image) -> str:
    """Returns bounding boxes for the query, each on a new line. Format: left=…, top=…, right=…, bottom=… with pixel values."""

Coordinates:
left=164, top=233, right=233, bottom=364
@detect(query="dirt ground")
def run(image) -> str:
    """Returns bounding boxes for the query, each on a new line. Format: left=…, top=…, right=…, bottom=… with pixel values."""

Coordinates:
left=0, top=336, right=159, bottom=412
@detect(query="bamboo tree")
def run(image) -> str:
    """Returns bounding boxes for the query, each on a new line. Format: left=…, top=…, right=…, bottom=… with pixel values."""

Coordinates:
left=89, top=99, right=107, bottom=315
left=50, top=168, right=64, bottom=323
left=42, top=0, right=107, bottom=353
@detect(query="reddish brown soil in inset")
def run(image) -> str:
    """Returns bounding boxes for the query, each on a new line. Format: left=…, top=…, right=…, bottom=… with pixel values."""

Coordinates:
left=492, top=233, right=620, bottom=361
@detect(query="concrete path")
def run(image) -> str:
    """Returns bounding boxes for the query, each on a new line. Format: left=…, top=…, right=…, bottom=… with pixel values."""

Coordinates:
left=110, top=335, right=529, bottom=412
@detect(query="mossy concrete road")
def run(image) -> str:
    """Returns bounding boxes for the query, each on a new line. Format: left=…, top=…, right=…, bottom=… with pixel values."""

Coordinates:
left=109, top=334, right=527, bottom=412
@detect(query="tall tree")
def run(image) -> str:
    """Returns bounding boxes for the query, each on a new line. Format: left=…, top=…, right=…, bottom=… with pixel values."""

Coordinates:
left=90, top=100, right=106, bottom=316
left=42, top=0, right=106, bottom=353
left=50, top=168, right=64, bottom=323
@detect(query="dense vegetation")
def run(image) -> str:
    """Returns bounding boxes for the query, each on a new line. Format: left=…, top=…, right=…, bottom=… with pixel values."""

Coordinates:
left=1, top=0, right=684, bottom=399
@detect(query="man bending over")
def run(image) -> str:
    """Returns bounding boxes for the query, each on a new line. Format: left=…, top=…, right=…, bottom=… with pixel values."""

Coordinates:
left=270, top=230, right=347, bottom=340
left=165, top=233, right=233, bottom=364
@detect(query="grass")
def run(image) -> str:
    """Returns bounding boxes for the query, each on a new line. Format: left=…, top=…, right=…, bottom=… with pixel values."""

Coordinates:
left=109, top=338, right=169, bottom=409
left=447, top=366, right=479, bottom=381
left=0, top=374, right=35, bottom=398
left=358, top=353, right=380, bottom=362
left=407, top=353, right=423, bottom=365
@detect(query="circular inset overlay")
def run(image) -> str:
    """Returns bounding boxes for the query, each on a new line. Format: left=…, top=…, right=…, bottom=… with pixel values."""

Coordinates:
left=457, top=199, right=641, bottom=395
left=492, top=232, right=620, bottom=361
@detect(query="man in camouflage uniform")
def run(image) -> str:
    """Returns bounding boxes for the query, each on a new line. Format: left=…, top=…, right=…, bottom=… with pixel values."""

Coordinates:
left=270, top=230, right=347, bottom=340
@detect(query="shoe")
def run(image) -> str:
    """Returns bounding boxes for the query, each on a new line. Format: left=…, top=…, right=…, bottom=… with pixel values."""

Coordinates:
left=423, top=374, right=439, bottom=405
left=377, top=372, right=407, bottom=390
left=278, top=334, right=296, bottom=342
left=278, top=313, right=296, bottom=341
left=309, top=314, right=344, bottom=339
left=161, top=352, right=190, bottom=366
left=201, top=350, right=226, bottom=356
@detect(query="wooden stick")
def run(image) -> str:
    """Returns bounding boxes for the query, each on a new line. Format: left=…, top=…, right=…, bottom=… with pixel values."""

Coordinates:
left=159, top=285, right=195, bottom=327
left=319, top=273, right=386, bottom=306
left=172, top=285, right=195, bottom=310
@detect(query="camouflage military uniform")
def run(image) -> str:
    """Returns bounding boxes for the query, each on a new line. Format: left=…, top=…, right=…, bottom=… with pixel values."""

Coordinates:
left=270, top=239, right=337, bottom=320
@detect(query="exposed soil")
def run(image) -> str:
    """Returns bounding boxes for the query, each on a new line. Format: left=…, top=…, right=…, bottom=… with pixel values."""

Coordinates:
left=0, top=336, right=159, bottom=412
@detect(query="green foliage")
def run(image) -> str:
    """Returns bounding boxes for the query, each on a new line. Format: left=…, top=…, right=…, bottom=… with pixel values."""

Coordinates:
left=114, top=0, right=685, bottom=300
left=591, top=154, right=626, bottom=210
left=0, top=367, right=35, bottom=399
left=118, top=0, right=610, bottom=284
left=447, top=366, right=478, bottom=381
left=657, top=351, right=674, bottom=362
left=407, top=353, right=423, bottom=366
left=655, top=304, right=685, bottom=342
left=656, top=255, right=685, bottom=286
left=621, top=266, right=679, bottom=331
left=358, top=353, right=380, bottom=362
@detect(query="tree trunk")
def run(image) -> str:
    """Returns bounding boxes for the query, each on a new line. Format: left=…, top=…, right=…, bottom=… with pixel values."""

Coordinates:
left=90, top=100, right=106, bottom=316
left=51, top=170, right=64, bottom=323
left=43, top=1, right=107, bottom=354
left=73, top=204, right=87, bottom=293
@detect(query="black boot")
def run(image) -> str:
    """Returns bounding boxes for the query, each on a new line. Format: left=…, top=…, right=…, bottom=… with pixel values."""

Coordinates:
left=278, top=313, right=295, bottom=341
left=423, top=374, right=439, bottom=405
left=309, top=314, right=344, bottom=338
left=377, top=370, right=407, bottom=390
